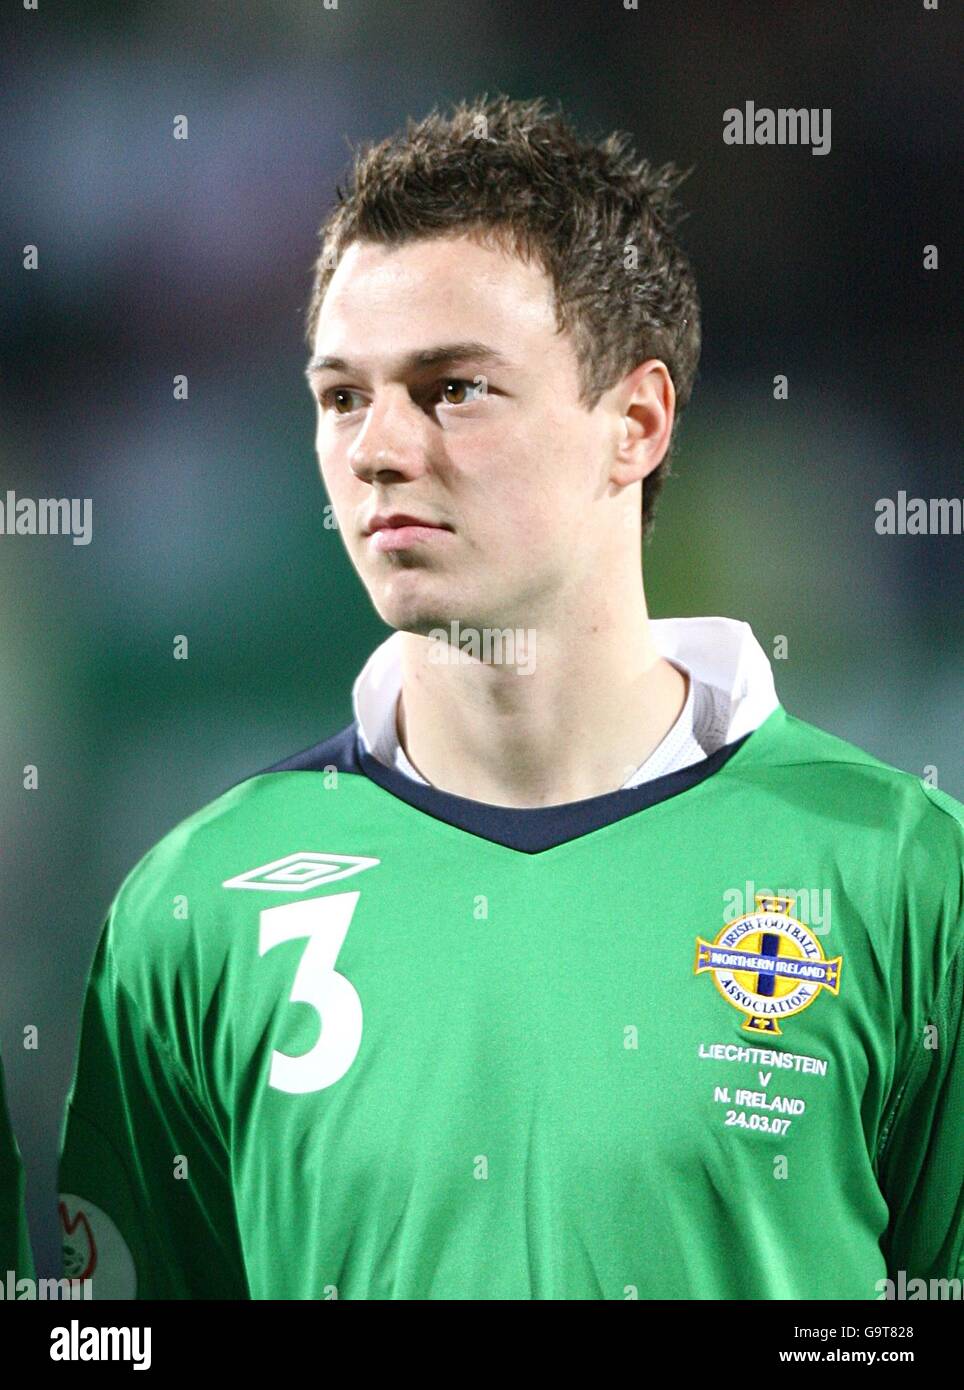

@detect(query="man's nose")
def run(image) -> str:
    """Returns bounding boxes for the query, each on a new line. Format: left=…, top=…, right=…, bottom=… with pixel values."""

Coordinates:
left=348, top=390, right=430, bottom=484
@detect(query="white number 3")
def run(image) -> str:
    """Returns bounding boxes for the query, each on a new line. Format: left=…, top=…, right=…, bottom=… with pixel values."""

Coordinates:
left=259, top=892, right=364, bottom=1094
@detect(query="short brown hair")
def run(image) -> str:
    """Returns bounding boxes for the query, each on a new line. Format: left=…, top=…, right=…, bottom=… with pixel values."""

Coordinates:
left=305, top=93, right=701, bottom=537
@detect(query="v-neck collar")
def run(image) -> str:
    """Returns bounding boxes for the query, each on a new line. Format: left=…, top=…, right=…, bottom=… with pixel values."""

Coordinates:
left=259, top=705, right=786, bottom=854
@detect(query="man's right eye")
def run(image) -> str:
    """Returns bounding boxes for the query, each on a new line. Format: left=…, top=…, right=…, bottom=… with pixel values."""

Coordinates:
left=320, top=388, right=364, bottom=415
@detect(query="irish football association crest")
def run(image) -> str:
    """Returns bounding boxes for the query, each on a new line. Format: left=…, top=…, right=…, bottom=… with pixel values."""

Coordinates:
left=694, top=894, right=842, bottom=1035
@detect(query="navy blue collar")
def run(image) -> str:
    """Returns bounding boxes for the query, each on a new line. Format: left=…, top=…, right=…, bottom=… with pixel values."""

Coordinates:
left=255, top=721, right=752, bottom=854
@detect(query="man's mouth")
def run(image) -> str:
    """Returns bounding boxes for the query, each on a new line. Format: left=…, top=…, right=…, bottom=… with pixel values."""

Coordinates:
left=364, top=512, right=455, bottom=554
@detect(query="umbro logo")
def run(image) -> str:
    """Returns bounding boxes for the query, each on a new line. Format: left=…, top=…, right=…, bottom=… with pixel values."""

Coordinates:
left=222, top=852, right=380, bottom=892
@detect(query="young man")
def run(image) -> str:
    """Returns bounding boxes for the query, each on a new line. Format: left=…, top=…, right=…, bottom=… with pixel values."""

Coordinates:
left=60, top=96, right=963, bottom=1299
left=0, top=1052, right=34, bottom=1285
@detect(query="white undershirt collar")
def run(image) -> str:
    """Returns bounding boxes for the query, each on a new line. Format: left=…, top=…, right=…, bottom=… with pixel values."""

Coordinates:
left=352, top=616, right=780, bottom=789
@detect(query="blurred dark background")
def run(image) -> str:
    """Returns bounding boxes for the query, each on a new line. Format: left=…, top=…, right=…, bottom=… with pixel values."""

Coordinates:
left=1, top=0, right=961, bottom=1276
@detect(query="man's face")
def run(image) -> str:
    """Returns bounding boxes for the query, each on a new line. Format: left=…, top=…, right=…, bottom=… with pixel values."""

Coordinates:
left=308, top=233, right=622, bottom=635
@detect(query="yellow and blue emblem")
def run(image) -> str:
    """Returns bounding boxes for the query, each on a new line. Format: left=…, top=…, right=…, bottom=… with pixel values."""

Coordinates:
left=694, top=893, right=842, bottom=1035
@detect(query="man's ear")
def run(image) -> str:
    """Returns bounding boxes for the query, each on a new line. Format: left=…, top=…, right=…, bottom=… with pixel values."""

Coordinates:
left=610, top=360, right=675, bottom=488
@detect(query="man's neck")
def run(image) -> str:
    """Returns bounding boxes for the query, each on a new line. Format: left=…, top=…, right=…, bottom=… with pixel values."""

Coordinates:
left=395, top=601, right=689, bottom=809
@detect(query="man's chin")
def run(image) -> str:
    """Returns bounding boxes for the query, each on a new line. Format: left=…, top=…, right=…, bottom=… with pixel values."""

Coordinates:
left=381, top=613, right=461, bottom=639
left=370, top=580, right=462, bottom=638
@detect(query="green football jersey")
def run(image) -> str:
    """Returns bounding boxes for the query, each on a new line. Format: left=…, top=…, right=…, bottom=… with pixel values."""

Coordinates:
left=59, top=703, right=964, bottom=1299
left=0, top=1051, right=34, bottom=1283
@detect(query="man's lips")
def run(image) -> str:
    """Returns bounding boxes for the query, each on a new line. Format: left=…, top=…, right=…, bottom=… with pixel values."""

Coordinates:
left=364, top=514, right=454, bottom=554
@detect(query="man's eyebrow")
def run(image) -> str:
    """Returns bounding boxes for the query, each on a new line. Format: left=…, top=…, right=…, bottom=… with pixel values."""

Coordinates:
left=304, top=342, right=514, bottom=380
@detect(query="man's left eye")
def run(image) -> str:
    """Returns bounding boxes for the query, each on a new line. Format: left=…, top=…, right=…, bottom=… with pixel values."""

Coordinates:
left=439, top=378, right=486, bottom=406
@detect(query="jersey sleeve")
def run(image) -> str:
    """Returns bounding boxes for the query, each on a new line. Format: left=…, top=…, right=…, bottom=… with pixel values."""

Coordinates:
left=0, top=1053, right=34, bottom=1282
left=876, top=786, right=964, bottom=1286
left=59, top=922, right=249, bottom=1299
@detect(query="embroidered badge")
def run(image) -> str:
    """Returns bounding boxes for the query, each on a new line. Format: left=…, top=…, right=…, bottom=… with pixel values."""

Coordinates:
left=694, top=894, right=842, bottom=1035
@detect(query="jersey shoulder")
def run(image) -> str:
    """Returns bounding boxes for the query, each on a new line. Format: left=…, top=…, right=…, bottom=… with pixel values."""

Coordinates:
left=763, top=710, right=964, bottom=944
left=761, top=707, right=964, bottom=840
left=100, top=723, right=368, bottom=979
